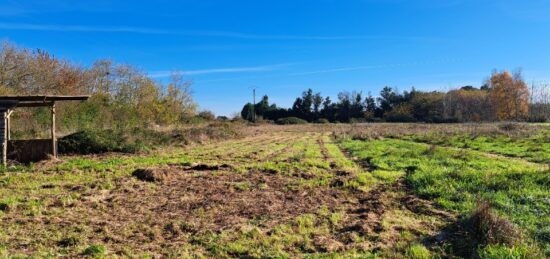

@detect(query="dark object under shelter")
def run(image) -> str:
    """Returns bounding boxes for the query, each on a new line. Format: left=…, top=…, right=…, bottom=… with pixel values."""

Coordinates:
left=0, top=95, right=89, bottom=165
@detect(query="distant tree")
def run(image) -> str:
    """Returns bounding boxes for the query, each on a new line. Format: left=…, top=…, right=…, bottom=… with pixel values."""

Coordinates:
left=408, top=91, right=445, bottom=122
left=460, top=85, right=477, bottom=91
left=444, top=88, right=493, bottom=122
left=255, top=95, right=270, bottom=118
left=198, top=110, right=216, bottom=120
left=350, top=91, right=364, bottom=119
left=384, top=104, right=416, bottom=122
left=313, top=92, right=323, bottom=118
left=365, top=92, right=376, bottom=113
left=489, top=70, right=529, bottom=120
left=378, top=86, right=402, bottom=113
left=289, top=89, right=316, bottom=121
left=240, top=103, right=255, bottom=121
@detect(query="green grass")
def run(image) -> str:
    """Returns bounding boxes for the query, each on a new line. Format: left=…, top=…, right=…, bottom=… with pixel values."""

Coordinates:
left=192, top=208, right=373, bottom=258
left=398, top=129, right=550, bottom=163
left=341, top=138, right=550, bottom=256
left=2, top=126, right=548, bottom=257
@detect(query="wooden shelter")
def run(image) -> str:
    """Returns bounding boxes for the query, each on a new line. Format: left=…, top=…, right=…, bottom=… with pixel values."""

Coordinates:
left=0, top=95, right=89, bottom=165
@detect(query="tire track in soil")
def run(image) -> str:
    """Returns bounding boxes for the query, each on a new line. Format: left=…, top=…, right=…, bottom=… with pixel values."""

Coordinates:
left=189, top=134, right=287, bottom=157
left=317, top=135, right=335, bottom=169
left=317, top=134, right=356, bottom=188
left=333, top=140, right=456, bottom=252
left=244, top=135, right=298, bottom=162
left=189, top=134, right=292, bottom=163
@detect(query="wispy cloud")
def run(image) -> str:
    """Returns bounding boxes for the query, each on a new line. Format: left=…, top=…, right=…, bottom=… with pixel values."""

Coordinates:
left=290, top=58, right=463, bottom=76
left=0, top=22, right=437, bottom=41
left=149, top=63, right=292, bottom=78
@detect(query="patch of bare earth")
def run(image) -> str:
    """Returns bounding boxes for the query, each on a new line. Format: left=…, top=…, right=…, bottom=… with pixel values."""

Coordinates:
left=334, top=179, right=456, bottom=254
left=29, top=166, right=345, bottom=256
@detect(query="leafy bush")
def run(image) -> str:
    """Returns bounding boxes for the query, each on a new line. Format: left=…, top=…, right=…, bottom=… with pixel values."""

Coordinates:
left=59, top=123, right=241, bottom=155
left=384, top=105, right=417, bottom=122
left=198, top=110, right=216, bottom=120
left=275, top=117, right=307, bottom=125
left=385, top=114, right=417, bottom=122
left=58, top=129, right=142, bottom=154
left=527, top=115, right=547, bottom=123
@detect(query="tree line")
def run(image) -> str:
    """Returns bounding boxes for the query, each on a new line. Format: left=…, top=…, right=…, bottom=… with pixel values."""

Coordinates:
left=0, top=42, right=197, bottom=137
left=242, top=70, right=550, bottom=123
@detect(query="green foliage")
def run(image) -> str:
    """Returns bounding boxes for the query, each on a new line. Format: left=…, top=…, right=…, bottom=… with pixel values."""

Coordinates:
left=402, top=130, right=550, bottom=163
left=58, top=129, right=144, bottom=154
left=276, top=117, right=308, bottom=125
left=198, top=110, right=216, bottom=120
left=58, top=123, right=241, bottom=155
left=1, top=42, right=197, bottom=136
left=342, top=138, right=549, bottom=256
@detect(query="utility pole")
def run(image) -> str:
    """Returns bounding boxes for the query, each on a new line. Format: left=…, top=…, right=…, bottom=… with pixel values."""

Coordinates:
left=252, top=87, right=256, bottom=122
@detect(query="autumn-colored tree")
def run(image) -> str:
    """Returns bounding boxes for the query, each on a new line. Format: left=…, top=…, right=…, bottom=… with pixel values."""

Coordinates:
left=444, top=88, right=493, bottom=122
left=0, top=41, right=197, bottom=136
left=489, top=70, right=529, bottom=120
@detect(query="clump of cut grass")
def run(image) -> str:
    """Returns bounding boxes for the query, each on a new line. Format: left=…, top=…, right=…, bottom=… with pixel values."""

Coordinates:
left=57, top=235, right=81, bottom=248
left=470, top=200, right=521, bottom=246
left=82, top=244, right=106, bottom=257
left=477, top=244, right=539, bottom=259
left=405, top=243, right=431, bottom=259
left=234, top=181, right=252, bottom=191
left=0, top=201, right=10, bottom=212
left=131, top=168, right=168, bottom=182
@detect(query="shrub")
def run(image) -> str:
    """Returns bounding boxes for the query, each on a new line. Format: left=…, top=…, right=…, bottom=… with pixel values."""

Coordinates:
left=315, top=118, right=330, bottom=124
left=527, top=115, right=547, bottom=123
left=384, top=104, right=417, bottom=122
left=58, top=129, right=142, bottom=154
left=198, top=110, right=216, bottom=120
left=59, top=123, right=242, bottom=155
left=385, top=114, right=416, bottom=122
left=276, top=117, right=307, bottom=125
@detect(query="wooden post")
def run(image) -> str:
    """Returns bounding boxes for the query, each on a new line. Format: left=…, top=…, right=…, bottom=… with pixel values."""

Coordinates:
left=51, top=102, right=57, bottom=158
left=1, top=111, right=6, bottom=166
left=6, top=110, right=11, bottom=141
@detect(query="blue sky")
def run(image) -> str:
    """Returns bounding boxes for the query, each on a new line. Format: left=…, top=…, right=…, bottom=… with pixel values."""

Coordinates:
left=1, top=0, right=550, bottom=116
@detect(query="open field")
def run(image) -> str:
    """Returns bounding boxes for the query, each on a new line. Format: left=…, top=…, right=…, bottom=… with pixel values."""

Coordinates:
left=0, top=123, right=549, bottom=258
